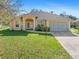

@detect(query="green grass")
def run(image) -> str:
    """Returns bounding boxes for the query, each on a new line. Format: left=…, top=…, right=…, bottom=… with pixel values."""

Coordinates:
left=0, top=27, right=71, bottom=59
left=70, top=28, right=79, bottom=36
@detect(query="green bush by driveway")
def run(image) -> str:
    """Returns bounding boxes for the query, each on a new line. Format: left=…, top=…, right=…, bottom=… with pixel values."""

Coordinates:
left=71, top=28, right=79, bottom=36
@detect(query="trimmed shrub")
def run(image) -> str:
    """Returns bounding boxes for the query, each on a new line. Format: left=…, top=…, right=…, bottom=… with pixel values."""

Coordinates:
left=35, top=25, right=50, bottom=32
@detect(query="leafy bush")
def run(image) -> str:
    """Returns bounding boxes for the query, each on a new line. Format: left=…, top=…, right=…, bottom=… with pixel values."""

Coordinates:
left=35, top=25, right=50, bottom=32
left=71, top=22, right=76, bottom=28
left=75, top=21, right=79, bottom=33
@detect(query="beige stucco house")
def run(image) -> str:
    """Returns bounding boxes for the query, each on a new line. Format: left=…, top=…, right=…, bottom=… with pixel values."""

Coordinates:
left=9, top=10, right=71, bottom=32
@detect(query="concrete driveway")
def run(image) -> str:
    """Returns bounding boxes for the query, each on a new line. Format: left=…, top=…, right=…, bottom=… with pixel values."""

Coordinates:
left=51, top=32, right=79, bottom=59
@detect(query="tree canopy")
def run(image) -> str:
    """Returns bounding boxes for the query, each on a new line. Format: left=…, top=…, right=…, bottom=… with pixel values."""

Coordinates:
left=0, top=0, right=22, bottom=19
left=68, top=15, right=77, bottom=20
left=60, top=12, right=77, bottom=20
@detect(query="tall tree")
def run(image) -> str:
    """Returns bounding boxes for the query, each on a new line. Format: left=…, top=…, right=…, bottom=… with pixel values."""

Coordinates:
left=68, top=15, right=77, bottom=20
left=0, top=0, right=22, bottom=19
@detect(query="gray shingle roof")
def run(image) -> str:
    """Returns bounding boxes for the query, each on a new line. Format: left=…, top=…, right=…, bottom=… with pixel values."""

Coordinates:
left=23, top=10, right=70, bottom=21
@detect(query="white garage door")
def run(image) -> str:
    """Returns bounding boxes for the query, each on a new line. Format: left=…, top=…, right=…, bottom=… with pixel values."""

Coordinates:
left=50, top=23, right=68, bottom=32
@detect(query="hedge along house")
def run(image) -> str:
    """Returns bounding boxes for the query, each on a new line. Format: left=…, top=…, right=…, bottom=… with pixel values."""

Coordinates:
left=9, top=10, right=71, bottom=32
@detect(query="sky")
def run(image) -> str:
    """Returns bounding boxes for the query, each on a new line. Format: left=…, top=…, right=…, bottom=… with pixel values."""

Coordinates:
left=21, top=0, right=79, bottom=18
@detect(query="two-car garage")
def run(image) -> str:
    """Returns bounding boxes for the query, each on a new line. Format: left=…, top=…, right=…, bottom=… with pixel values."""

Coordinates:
left=50, top=21, right=69, bottom=32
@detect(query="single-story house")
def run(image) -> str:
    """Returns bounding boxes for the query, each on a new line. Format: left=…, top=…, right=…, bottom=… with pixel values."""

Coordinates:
left=9, top=10, right=71, bottom=32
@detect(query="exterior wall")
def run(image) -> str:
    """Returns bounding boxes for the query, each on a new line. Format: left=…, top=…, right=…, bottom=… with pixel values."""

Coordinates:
left=9, top=17, right=22, bottom=30
left=9, top=16, right=36, bottom=31
left=15, top=20, right=22, bottom=30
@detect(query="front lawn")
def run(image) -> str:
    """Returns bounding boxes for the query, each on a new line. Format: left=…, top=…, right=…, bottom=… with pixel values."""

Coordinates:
left=70, top=28, right=79, bottom=36
left=0, top=27, right=71, bottom=59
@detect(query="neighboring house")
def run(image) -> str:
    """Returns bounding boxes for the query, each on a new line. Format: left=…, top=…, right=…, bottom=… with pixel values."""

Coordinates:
left=9, top=10, right=71, bottom=32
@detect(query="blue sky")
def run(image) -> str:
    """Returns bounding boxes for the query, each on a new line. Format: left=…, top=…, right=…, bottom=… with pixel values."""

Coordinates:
left=21, top=0, right=79, bottom=18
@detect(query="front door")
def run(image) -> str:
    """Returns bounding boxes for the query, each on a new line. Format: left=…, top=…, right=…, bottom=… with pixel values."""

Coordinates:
left=26, top=21, right=33, bottom=30
left=27, top=22, right=30, bottom=29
